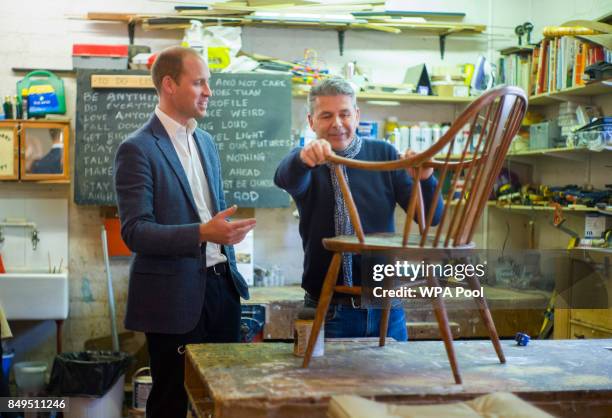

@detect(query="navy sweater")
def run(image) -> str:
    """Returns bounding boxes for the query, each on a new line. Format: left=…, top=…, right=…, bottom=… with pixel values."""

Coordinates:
left=274, top=139, right=444, bottom=299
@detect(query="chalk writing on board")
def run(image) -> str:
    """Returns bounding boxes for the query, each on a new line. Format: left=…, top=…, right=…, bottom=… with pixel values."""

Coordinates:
left=75, top=70, right=292, bottom=207
left=0, top=128, right=15, bottom=176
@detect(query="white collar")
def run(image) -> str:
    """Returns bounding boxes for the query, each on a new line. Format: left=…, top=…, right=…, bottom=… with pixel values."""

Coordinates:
left=155, top=106, right=197, bottom=139
left=51, top=143, right=63, bottom=149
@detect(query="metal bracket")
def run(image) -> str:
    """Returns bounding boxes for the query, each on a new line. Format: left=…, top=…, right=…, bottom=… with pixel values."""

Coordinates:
left=337, top=29, right=346, bottom=56
left=128, top=20, right=136, bottom=45
left=439, top=33, right=448, bottom=60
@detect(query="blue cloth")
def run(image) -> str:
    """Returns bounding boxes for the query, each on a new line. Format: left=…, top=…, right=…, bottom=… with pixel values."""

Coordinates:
left=274, top=139, right=444, bottom=300
left=31, top=147, right=62, bottom=174
left=114, top=114, right=249, bottom=335
left=304, top=294, right=408, bottom=341
left=326, top=306, right=408, bottom=341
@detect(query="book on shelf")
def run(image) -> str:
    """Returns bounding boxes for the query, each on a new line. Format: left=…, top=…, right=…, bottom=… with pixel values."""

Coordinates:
left=501, top=35, right=610, bottom=97
left=533, top=35, right=609, bottom=95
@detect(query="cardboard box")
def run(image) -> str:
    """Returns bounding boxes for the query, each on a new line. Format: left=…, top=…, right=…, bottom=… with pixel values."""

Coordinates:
left=72, top=44, right=129, bottom=70
left=584, top=215, right=612, bottom=238
left=432, top=83, right=469, bottom=97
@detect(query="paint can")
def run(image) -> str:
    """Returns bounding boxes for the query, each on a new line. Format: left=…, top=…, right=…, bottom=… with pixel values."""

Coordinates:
left=293, top=319, right=324, bottom=358
left=132, top=367, right=152, bottom=411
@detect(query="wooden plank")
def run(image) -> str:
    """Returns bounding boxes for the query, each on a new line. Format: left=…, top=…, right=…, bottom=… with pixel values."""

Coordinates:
left=86, top=12, right=137, bottom=22
left=185, top=339, right=612, bottom=418
left=407, top=321, right=461, bottom=339
left=244, top=285, right=548, bottom=339
left=529, top=79, right=612, bottom=105
left=91, top=74, right=155, bottom=89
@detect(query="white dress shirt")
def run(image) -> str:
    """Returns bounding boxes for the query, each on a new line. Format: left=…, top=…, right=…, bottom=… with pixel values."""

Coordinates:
left=155, top=106, right=227, bottom=267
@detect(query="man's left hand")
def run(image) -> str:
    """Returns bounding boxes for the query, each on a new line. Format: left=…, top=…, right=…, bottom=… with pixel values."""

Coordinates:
left=401, top=149, right=433, bottom=180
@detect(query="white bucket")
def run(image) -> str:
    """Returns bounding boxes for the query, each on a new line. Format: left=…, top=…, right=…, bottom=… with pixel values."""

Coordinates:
left=14, top=361, right=47, bottom=394
left=66, top=374, right=125, bottom=418
left=132, top=367, right=152, bottom=411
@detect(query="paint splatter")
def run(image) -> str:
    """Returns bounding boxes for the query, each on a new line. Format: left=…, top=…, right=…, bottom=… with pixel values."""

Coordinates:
left=81, top=277, right=94, bottom=302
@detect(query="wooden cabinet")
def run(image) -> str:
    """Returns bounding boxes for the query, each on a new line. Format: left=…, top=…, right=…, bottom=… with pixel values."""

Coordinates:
left=0, top=120, right=70, bottom=182
left=554, top=249, right=612, bottom=339
left=0, top=121, right=19, bottom=180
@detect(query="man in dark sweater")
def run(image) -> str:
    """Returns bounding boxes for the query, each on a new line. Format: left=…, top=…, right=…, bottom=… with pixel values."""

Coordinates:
left=274, top=77, right=443, bottom=340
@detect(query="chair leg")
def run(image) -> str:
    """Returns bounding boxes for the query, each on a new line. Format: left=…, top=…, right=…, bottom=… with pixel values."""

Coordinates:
left=379, top=298, right=391, bottom=347
left=303, top=253, right=342, bottom=368
left=467, top=276, right=505, bottom=364
left=428, top=276, right=462, bottom=384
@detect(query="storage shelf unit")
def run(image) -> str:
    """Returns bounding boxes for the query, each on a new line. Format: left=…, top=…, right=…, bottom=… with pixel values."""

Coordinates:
left=528, top=80, right=612, bottom=105
left=293, top=89, right=474, bottom=104
left=487, top=202, right=599, bottom=213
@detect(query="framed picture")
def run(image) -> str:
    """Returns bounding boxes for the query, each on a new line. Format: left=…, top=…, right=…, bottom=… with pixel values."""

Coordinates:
left=20, top=121, right=70, bottom=181
left=0, top=121, right=19, bottom=180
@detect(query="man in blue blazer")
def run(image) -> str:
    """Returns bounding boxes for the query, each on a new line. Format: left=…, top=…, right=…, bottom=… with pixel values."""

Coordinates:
left=114, top=46, right=256, bottom=418
left=30, top=128, right=63, bottom=174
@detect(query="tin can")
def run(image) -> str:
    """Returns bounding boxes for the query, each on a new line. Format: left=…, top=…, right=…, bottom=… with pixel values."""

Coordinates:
left=132, top=367, right=152, bottom=411
left=293, top=319, right=324, bottom=358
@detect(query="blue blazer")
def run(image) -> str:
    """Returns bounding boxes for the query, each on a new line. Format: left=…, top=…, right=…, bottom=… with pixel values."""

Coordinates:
left=31, top=147, right=63, bottom=174
left=114, top=114, right=249, bottom=334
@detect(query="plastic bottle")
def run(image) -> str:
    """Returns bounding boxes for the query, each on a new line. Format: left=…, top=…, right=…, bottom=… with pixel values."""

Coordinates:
left=420, top=122, right=432, bottom=151
left=384, top=117, right=399, bottom=140
left=21, top=88, right=28, bottom=120
left=399, top=125, right=410, bottom=152
left=410, top=124, right=422, bottom=152
left=182, top=20, right=205, bottom=57
left=14, top=95, right=21, bottom=119
left=441, top=124, right=451, bottom=154
left=3, top=96, right=13, bottom=119
left=432, top=124, right=441, bottom=144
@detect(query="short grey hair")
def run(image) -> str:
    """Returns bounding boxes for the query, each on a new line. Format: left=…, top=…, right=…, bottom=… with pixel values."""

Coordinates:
left=308, top=77, right=357, bottom=114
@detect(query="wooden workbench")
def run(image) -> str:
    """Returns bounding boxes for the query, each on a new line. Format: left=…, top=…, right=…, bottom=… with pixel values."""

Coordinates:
left=185, top=339, right=612, bottom=418
left=244, top=285, right=549, bottom=340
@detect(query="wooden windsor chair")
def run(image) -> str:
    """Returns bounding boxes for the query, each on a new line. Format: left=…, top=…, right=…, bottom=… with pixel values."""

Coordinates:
left=302, top=86, right=528, bottom=384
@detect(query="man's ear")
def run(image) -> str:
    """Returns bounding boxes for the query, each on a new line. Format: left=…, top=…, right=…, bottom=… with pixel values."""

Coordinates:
left=307, top=113, right=314, bottom=130
left=161, top=75, right=177, bottom=95
left=355, top=106, right=361, bottom=124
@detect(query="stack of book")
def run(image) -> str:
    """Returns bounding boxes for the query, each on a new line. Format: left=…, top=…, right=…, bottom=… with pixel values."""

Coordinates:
left=498, top=49, right=533, bottom=94
left=530, top=36, right=610, bottom=95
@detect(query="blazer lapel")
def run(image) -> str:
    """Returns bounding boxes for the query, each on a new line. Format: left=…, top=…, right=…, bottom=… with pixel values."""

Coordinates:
left=193, top=131, right=219, bottom=214
left=150, top=116, right=199, bottom=217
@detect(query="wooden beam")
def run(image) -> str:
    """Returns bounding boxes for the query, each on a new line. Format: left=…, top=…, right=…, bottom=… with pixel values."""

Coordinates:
left=91, top=74, right=154, bottom=89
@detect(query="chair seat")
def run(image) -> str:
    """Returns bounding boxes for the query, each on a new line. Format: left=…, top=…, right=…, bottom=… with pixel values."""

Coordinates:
left=322, top=233, right=476, bottom=253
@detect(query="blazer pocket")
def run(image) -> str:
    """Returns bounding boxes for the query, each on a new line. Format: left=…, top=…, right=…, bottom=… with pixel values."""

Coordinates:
left=131, top=257, right=178, bottom=275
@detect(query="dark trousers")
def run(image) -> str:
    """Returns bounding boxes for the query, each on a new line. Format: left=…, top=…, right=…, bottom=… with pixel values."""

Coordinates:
left=145, top=269, right=241, bottom=418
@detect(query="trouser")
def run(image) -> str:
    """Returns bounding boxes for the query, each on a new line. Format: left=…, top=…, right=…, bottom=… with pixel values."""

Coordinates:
left=145, top=268, right=241, bottom=418
left=304, top=294, right=408, bottom=341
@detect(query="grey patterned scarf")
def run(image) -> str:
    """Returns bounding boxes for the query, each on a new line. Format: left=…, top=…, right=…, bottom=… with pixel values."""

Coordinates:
left=326, top=135, right=363, bottom=287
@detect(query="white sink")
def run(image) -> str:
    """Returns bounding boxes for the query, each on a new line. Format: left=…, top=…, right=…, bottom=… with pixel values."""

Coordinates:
left=0, top=271, right=69, bottom=320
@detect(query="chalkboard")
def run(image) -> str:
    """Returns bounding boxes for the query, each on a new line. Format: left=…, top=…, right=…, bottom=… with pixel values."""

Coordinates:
left=75, top=69, right=292, bottom=207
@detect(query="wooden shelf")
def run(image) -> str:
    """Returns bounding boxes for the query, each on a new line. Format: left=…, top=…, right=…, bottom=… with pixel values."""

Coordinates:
left=500, top=46, right=535, bottom=55
left=12, top=67, right=76, bottom=76
left=240, top=19, right=486, bottom=35
left=84, top=12, right=485, bottom=35
left=507, top=146, right=611, bottom=157
left=293, top=89, right=473, bottom=104
left=529, top=80, right=612, bottom=105
left=487, top=202, right=598, bottom=213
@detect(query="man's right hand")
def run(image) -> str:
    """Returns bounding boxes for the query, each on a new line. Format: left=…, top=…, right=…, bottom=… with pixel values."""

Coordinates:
left=299, top=139, right=333, bottom=167
left=199, top=205, right=256, bottom=245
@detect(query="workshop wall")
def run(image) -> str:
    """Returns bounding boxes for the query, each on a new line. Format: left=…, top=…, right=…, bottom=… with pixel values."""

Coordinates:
left=0, top=0, right=606, bottom=369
